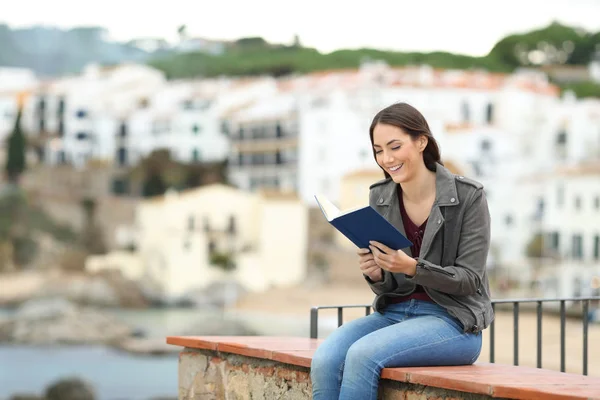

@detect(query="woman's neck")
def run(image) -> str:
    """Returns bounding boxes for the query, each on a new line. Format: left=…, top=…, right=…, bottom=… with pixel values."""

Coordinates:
left=401, top=166, right=436, bottom=203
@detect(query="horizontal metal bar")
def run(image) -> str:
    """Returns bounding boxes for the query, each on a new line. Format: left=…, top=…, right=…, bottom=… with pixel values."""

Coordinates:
left=491, top=297, right=600, bottom=304
left=312, top=297, right=600, bottom=311
left=311, top=304, right=372, bottom=310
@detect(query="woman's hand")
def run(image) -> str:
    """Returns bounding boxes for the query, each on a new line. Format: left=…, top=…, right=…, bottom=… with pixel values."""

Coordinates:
left=357, top=248, right=382, bottom=282
left=369, top=241, right=418, bottom=276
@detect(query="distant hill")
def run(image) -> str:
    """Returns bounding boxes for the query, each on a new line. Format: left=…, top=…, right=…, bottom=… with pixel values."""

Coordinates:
left=149, top=22, right=600, bottom=79
left=0, top=25, right=164, bottom=77
left=0, top=21, right=598, bottom=88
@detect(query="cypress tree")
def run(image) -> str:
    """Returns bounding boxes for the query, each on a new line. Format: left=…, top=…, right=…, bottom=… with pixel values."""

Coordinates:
left=5, top=107, right=26, bottom=184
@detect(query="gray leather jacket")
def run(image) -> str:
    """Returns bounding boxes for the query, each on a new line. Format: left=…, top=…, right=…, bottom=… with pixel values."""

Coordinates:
left=366, top=163, right=494, bottom=333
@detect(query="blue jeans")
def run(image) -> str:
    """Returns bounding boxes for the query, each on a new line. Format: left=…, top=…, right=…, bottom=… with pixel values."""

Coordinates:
left=310, top=300, right=482, bottom=400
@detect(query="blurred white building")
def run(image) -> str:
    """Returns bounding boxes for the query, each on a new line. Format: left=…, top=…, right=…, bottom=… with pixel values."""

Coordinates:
left=132, top=183, right=308, bottom=301
left=14, top=59, right=600, bottom=297
left=528, top=164, right=600, bottom=299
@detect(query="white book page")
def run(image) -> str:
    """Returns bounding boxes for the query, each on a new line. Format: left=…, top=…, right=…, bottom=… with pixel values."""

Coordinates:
left=314, top=195, right=341, bottom=221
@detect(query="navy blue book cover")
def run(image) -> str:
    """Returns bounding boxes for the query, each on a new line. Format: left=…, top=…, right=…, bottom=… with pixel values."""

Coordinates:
left=315, top=195, right=413, bottom=251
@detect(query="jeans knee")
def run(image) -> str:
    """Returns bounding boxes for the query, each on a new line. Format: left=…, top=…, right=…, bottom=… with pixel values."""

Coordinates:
left=345, top=340, right=378, bottom=370
left=311, top=345, right=343, bottom=378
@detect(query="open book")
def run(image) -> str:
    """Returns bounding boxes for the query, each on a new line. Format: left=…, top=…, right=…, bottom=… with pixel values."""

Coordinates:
left=314, top=195, right=413, bottom=251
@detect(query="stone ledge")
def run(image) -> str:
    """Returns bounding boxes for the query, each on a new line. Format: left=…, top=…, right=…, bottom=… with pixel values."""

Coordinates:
left=167, top=336, right=600, bottom=400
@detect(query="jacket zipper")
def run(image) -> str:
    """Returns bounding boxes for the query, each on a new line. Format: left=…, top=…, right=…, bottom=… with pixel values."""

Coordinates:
left=418, top=262, right=456, bottom=277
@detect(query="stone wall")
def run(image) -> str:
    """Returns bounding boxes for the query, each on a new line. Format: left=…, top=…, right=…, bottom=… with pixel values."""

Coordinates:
left=178, top=348, right=500, bottom=400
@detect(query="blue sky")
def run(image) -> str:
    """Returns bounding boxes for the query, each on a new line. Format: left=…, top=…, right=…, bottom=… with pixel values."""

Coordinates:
left=3, top=0, right=600, bottom=56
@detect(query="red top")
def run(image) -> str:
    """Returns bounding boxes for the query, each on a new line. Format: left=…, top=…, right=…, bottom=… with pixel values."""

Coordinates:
left=388, top=187, right=434, bottom=303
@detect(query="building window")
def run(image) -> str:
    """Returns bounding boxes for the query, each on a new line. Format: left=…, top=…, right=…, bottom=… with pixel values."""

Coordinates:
left=192, top=124, right=201, bottom=134
left=485, top=103, right=494, bottom=124
left=57, top=98, right=65, bottom=115
left=594, top=235, right=599, bottom=260
left=594, top=196, right=599, bottom=210
left=505, top=214, right=513, bottom=226
left=76, top=132, right=88, bottom=140
left=462, top=101, right=470, bottom=123
left=228, top=216, right=237, bottom=235
left=58, top=150, right=66, bottom=164
left=276, top=123, right=283, bottom=138
left=183, top=100, right=194, bottom=110
left=111, top=177, right=130, bottom=195
left=192, top=148, right=201, bottom=162
left=188, top=215, right=195, bottom=231
left=481, top=139, right=492, bottom=152
left=557, top=185, right=564, bottom=208
left=535, top=198, right=545, bottom=219
left=575, top=196, right=582, bottom=210
left=76, top=109, right=88, bottom=118
left=208, top=241, right=216, bottom=255
left=119, top=122, right=128, bottom=137
left=220, top=121, right=229, bottom=135
left=571, top=234, right=583, bottom=260
left=58, top=120, right=65, bottom=137
left=556, top=130, right=568, bottom=159
left=117, top=147, right=128, bottom=166
left=548, top=232, right=560, bottom=252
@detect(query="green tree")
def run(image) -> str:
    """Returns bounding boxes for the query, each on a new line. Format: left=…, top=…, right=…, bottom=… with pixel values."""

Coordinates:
left=5, top=107, right=26, bottom=184
left=488, top=22, right=597, bottom=67
left=142, top=170, right=167, bottom=197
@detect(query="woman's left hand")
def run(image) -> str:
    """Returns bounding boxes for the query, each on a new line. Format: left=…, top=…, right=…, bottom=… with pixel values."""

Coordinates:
left=369, top=241, right=418, bottom=276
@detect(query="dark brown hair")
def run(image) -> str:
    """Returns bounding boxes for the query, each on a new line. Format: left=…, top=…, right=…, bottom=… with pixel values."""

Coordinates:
left=369, top=102, right=442, bottom=178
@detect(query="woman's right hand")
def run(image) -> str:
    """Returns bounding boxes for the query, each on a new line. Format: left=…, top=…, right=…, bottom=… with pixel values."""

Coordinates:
left=357, top=248, right=383, bottom=282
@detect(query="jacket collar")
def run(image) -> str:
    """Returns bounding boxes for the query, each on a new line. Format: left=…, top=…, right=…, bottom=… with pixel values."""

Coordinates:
left=376, top=163, right=459, bottom=207
left=374, top=162, right=457, bottom=256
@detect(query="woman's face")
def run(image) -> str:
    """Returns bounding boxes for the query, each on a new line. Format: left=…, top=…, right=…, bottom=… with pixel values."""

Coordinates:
left=372, top=123, right=426, bottom=184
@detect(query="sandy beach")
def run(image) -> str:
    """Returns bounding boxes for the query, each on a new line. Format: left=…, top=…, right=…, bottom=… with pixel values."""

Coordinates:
left=233, top=281, right=600, bottom=377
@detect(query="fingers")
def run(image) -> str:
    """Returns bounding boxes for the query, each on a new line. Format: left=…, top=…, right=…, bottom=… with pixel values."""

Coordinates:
left=370, top=246, right=395, bottom=271
left=369, top=241, right=393, bottom=254
left=359, top=259, right=377, bottom=272
left=369, top=245, right=393, bottom=262
left=357, top=248, right=374, bottom=264
left=363, top=265, right=380, bottom=276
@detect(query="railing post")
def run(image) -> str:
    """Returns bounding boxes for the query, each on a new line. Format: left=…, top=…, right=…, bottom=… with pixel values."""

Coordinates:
left=310, top=307, right=319, bottom=339
left=560, top=300, right=566, bottom=373
left=513, top=302, right=519, bottom=366
left=583, top=300, right=589, bottom=376
left=536, top=301, right=543, bottom=369
left=490, top=303, right=495, bottom=363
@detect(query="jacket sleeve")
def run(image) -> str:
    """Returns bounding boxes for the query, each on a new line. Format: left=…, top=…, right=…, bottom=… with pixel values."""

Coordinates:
left=406, top=188, right=490, bottom=296
left=364, top=269, right=397, bottom=295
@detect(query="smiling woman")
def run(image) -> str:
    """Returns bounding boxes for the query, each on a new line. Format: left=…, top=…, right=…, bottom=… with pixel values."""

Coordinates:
left=310, top=102, right=494, bottom=400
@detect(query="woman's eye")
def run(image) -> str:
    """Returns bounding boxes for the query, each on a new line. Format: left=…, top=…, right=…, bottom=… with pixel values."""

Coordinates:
left=375, top=150, right=382, bottom=155
left=391, top=146, right=401, bottom=151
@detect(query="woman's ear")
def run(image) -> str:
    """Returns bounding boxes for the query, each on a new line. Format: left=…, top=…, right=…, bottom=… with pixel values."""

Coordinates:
left=419, top=136, right=428, bottom=152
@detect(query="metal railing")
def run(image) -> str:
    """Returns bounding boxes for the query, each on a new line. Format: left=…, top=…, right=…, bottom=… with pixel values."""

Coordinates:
left=309, top=297, right=600, bottom=376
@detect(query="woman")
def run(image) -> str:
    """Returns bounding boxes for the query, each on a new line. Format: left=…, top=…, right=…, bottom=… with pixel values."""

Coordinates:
left=311, top=102, right=494, bottom=400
